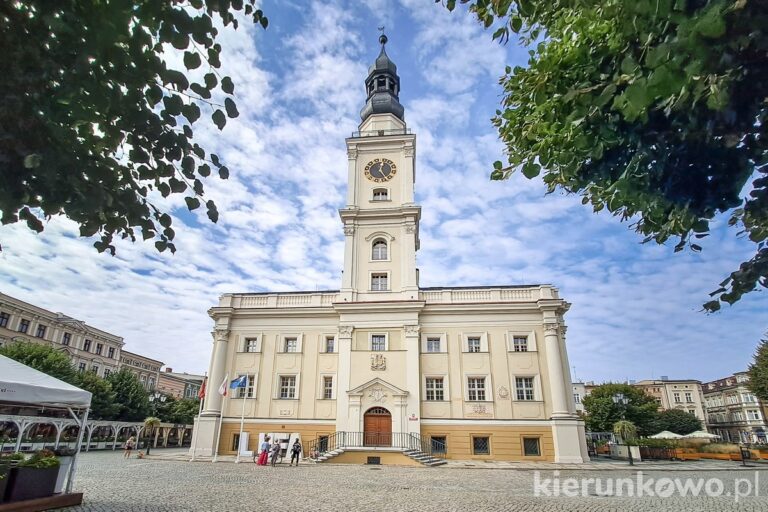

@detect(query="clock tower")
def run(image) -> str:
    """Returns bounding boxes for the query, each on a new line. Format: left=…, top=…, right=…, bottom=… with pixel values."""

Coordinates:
left=339, top=34, right=420, bottom=302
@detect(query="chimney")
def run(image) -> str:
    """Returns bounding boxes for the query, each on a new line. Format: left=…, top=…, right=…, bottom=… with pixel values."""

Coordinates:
left=165, top=368, right=173, bottom=373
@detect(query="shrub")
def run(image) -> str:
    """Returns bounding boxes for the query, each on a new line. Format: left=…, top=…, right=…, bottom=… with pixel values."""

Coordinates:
left=637, top=438, right=677, bottom=448
left=699, top=443, right=740, bottom=454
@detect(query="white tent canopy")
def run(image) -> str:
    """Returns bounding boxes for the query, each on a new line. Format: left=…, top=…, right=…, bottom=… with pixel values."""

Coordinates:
left=683, top=430, right=721, bottom=439
left=0, top=354, right=92, bottom=408
left=649, top=430, right=683, bottom=439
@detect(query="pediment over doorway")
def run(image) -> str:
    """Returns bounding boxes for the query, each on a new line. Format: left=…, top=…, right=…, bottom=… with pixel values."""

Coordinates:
left=348, top=378, right=408, bottom=398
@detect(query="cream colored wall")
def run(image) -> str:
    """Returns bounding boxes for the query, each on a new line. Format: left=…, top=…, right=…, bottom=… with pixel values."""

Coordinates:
left=420, top=424, right=555, bottom=462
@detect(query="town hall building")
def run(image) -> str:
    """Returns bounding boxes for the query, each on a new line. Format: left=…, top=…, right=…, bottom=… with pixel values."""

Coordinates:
left=190, top=35, right=588, bottom=464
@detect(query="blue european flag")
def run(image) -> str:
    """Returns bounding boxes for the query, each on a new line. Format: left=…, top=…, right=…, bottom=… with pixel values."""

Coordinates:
left=230, top=375, right=248, bottom=389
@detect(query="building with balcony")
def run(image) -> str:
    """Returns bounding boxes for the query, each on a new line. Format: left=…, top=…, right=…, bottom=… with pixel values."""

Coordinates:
left=0, top=292, right=123, bottom=378
left=119, top=350, right=163, bottom=391
left=190, top=35, right=587, bottom=464
left=633, top=378, right=707, bottom=425
left=703, top=372, right=767, bottom=443
left=157, top=368, right=204, bottom=399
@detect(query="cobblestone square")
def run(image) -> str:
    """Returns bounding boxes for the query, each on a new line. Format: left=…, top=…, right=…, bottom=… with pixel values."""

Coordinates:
left=61, top=449, right=768, bottom=511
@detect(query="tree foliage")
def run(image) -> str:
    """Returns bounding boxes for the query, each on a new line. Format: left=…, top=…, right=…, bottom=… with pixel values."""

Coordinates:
left=0, top=1, right=268, bottom=254
left=167, top=398, right=201, bottom=424
left=748, top=337, right=768, bottom=401
left=106, top=369, right=149, bottom=421
left=73, top=370, right=119, bottom=420
left=582, top=383, right=660, bottom=436
left=613, top=419, right=638, bottom=443
left=650, top=408, right=702, bottom=435
left=446, top=0, right=768, bottom=310
left=0, top=341, right=76, bottom=383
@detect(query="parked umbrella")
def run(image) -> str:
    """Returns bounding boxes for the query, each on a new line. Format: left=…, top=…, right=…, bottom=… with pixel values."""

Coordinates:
left=682, top=430, right=721, bottom=439
left=649, top=430, right=684, bottom=439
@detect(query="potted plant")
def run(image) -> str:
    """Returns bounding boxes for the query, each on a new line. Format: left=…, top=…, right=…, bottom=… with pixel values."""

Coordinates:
left=6, top=450, right=60, bottom=502
left=0, top=453, right=26, bottom=503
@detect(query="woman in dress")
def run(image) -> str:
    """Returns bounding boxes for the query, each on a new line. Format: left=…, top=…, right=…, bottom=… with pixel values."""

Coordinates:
left=257, top=436, right=270, bottom=465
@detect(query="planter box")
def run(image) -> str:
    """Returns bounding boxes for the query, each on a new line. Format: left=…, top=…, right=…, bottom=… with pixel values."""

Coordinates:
left=697, top=453, right=734, bottom=460
left=6, top=466, right=58, bottom=502
left=0, top=465, right=9, bottom=503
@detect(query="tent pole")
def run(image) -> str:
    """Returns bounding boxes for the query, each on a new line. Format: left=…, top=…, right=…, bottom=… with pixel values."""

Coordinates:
left=65, top=407, right=89, bottom=495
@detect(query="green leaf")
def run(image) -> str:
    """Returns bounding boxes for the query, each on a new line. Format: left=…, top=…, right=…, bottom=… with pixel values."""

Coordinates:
left=511, top=16, right=522, bottom=33
left=218, top=165, right=229, bottom=179
left=212, top=109, right=226, bottom=130
left=224, top=98, right=239, bottom=118
left=204, top=73, right=217, bottom=90
left=183, top=51, right=202, bottom=70
left=185, top=197, right=201, bottom=210
left=221, top=76, right=235, bottom=94
left=23, top=154, right=42, bottom=169
left=521, top=161, right=541, bottom=179
left=181, top=103, right=201, bottom=123
left=159, top=213, right=172, bottom=228
left=206, top=200, right=219, bottom=223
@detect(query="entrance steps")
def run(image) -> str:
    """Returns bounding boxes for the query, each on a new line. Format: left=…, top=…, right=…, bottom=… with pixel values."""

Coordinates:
left=314, top=448, right=345, bottom=462
left=403, top=449, right=448, bottom=467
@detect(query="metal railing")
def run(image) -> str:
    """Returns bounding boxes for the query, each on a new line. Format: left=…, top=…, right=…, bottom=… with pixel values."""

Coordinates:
left=350, top=128, right=412, bottom=138
left=306, top=431, right=446, bottom=460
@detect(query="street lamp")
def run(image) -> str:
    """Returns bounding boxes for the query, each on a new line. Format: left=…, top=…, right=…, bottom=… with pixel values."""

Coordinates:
left=612, top=393, right=634, bottom=466
left=146, top=393, right=166, bottom=455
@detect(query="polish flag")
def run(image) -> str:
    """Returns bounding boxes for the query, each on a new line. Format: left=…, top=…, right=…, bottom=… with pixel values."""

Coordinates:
left=198, top=378, right=207, bottom=399
left=217, top=374, right=229, bottom=397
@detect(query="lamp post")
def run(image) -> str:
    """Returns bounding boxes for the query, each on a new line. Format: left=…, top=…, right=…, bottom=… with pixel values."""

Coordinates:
left=612, top=393, right=634, bottom=466
left=146, top=393, right=166, bottom=455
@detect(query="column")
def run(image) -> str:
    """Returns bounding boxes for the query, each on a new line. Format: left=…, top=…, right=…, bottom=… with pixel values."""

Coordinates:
left=341, top=225, right=355, bottom=295
left=335, top=325, right=353, bottom=432
left=544, top=322, right=570, bottom=418
left=202, top=329, right=229, bottom=415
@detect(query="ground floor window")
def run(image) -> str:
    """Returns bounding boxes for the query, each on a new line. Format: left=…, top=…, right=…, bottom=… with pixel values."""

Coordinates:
left=431, top=436, right=447, bottom=454
left=231, top=433, right=240, bottom=452
left=472, top=436, right=490, bottom=455
left=523, top=437, right=541, bottom=456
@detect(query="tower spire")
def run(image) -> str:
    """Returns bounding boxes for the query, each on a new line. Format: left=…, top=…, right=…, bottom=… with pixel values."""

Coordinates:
left=360, top=31, right=404, bottom=123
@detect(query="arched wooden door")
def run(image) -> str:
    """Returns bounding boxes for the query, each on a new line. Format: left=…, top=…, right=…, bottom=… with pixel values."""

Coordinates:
left=363, top=407, right=392, bottom=447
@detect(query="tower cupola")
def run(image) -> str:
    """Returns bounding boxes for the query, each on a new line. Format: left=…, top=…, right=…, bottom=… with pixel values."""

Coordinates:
left=360, top=33, right=404, bottom=122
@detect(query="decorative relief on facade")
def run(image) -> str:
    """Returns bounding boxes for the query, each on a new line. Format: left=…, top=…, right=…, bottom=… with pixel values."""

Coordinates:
left=213, top=329, right=230, bottom=343
left=403, top=324, right=420, bottom=336
left=338, top=325, right=354, bottom=337
left=368, top=387, right=388, bottom=403
left=405, top=225, right=416, bottom=234
left=343, top=225, right=355, bottom=236
left=470, top=404, right=490, bottom=415
left=370, top=354, right=386, bottom=371
left=543, top=322, right=560, bottom=336
left=347, top=148, right=358, bottom=160
left=403, top=147, right=414, bottom=157
left=498, top=386, right=510, bottom=399
left=279, top=409, right=292, bottom=416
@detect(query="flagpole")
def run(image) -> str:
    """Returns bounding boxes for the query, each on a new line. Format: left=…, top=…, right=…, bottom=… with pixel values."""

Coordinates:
left=189, top=374, right=206, bottom=462
left=212, top=374, right=228, bottom=463
left=235, top=387, right=247, bottom=463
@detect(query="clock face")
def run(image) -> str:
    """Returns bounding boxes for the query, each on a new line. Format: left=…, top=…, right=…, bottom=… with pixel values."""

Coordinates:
left=364, top=158, right=397, bottom=182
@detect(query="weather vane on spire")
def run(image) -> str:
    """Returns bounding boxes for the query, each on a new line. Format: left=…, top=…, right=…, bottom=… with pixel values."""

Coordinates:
left=378, top=25, right=387, bottom=46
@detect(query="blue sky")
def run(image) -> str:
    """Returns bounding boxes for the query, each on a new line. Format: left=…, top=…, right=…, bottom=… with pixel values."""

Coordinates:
left=0, top=0, right=765, bottom=383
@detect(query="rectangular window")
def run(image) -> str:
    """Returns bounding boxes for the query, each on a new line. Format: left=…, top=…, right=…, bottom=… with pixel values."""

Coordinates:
left=236, top=374, right=255, bottom=399
left=523, top=438, right=541, bottom=457
left=425, top=377, right=444, bottom=401
left=472, top=436, right=490, bottom=455
left=467, top=377, right=486, bottom=401
left=91, top=364, right=99, bottom=374
left=231, top=433, right=241, bottom=452
left=62, top=332, right=71, bottom=346
left=685, top=392, right=693, bottom=403
left=108, top=347, right=115, bottom=358
left=244, top=337, right=259, bottom=353
left=513, top=335, right=528, bottom=352
left=18, top=319, right=30, bottom=334
left=323, top=376, right=333, bottom=399
left=516, top=377, right=535, bottom=401
left=36, top=324, right=47, bottom=338
left=431, top=436, right=447, bottom=454
left=748, top=410, right=760, bottom=420
left=83, top=339, right=92, bottom=352
left=96, top=343, right=103, bottom=355
left=148, top=377, right=155, bottom=390
left=104, top=369, right=111, bottom=378
left=426, top=337, right=441, bottom=353
left=0, top=312, right=9, bottom=328
left=78, top=362, right=86, bottom=372
left=325, top=337, right=335, bottom=353
left=371, top=273, right=388, bottom=291
left=373, top=189, right=388, bottom=201
left=673, top=392, right=681, bottom=403
left=467, top=337, right=481, bottom=353
left=279, top=376, right=296, bottom=399
left=284, top=337, right=297, bottom=353
left=371, top=334, right=386, bottom=351
left=574, top=393, right=581, bottom=404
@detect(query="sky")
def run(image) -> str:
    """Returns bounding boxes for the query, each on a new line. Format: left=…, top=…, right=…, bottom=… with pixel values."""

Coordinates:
left=0, top=0, right=765, bottom=384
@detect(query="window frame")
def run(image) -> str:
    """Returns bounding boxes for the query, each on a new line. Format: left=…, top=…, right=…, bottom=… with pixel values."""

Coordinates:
left=371, top=239, right=388, bottom=261
left=278, top=375, right=298, bottom=400
left=523, top=437, right=542, bottom=457
left=322, top=375, right=334, bottom=399
left=467, top=376, right=487, bottom=402
left=18, top=318, right=30, bottom=334
left=83, top=339, right=92, bottom=352
left=421, top=333, right=447, bottom=353
left=507, top=330, right=537, bottom=352
left=278, top=333, right=303, bottom=353
left=35, top=324, right=47, bottom=338
left=425, top=376, right=445, bottom=401
left=234, top=373, right=256, bottom=399
left=370, top=272, right=389, bottom=292
left=463, top=332, right=488, bottom=353
left=62, top=332, right=71, bottom=346
left=515, top=376, right=536, bottom=401
left=372, top=188, right=389, bottom=202
left=323, top=336, right=336, bottom=353
left=369, top=333, right=388, bottom=352
left=243, top=337, right=260, bottom=353
left=0, top=312, right=9, bottom=328
left=472, top=435, right=491, bottom=456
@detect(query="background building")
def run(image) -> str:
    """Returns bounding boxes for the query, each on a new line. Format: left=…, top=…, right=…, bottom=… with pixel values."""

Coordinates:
left=191, top=37, right=587, bottom=464
left=158, top=368, right=204, bottom=399
left=572, top=382, right=588, bottom=414
left=120, top=350, right=164, bottom=390
left=633, top=378, right=707, bottom=425
left=0, top=292, right=123, bottom=378
left=703, top=372, right=767, bottom=443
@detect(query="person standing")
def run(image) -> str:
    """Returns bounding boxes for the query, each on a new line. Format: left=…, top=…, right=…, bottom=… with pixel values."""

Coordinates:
left=270, top=439, right=281, bottom=466
left=123, top=436, right=135, bottom=459
left=289, top=440, right=302, bottom=466
left=257, top=436, right=270, bottom=465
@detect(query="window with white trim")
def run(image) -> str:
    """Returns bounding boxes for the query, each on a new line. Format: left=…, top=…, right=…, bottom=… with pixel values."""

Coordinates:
left=747, top=409, right=761, bottom=420
left=244, top=337, right=259, bottom=353
left=371, top=334, right=386, bottom=351
left=373, top=188, right=388, bottom=201
left=323, top=376, right=333, bottom=399
left=236, top=374, right=256, bottom=398
left=324, top=336, right=335, bottom=353
left=673, top=392, right=681, bottom=403
left=467, top=337, right=481, bottom=353
left=684, top=392, right=693, bottom=403
left=426, top=337, right=441, bottom=353
left=467, top=377, right=486, bottom=401
left=0, top=312, right=9, bottom=328
left=574, top=393, right=581, bottom=404
left=279, top=376, right=296, bottom=399
left=425, top=377, right=444, bottom=401
left=515, top=377, right=535, bottom=401
left=372, top=239, right=387, bottom=260
left=513, top=336, right=528, bottom=352
left=62, top=332, right=71, bottom=346
left=371, top=273, right=388, bottom=291
left=284, top=337, right=298, bottom=353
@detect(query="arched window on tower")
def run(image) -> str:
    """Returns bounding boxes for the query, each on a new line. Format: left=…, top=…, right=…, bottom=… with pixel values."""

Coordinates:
left=372, top=239, right=388, bottom=260
left=372, top=188, right=388, bottom=201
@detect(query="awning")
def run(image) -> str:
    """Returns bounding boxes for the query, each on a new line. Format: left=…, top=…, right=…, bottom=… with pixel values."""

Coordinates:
left=0, top=354, right=92, bottom=408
